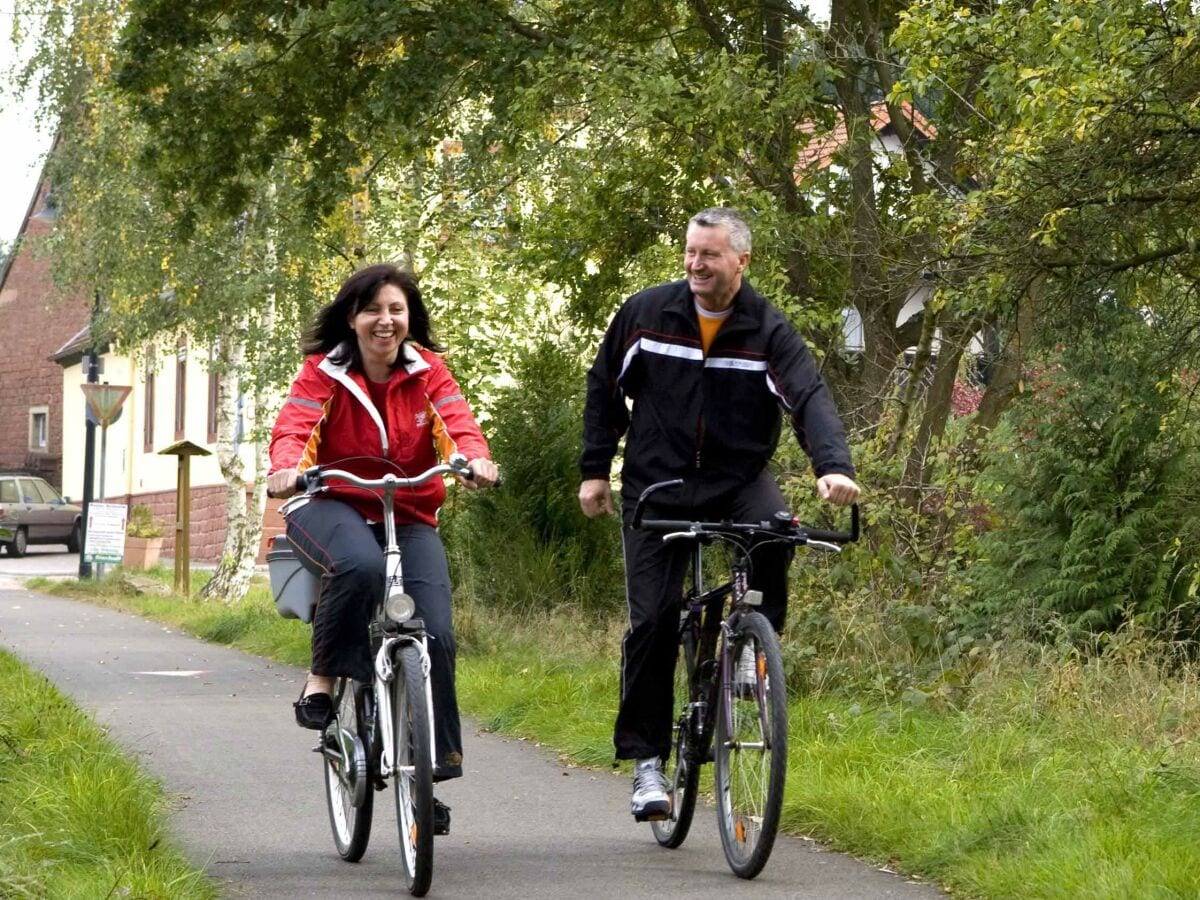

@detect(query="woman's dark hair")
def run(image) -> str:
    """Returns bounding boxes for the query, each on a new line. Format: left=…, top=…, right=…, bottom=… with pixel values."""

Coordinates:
left=300, top=264, right=445, bottom=369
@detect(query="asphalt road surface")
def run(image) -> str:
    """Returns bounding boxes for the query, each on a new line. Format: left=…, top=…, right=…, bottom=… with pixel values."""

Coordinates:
left=0, top=550, right=946, bottom=899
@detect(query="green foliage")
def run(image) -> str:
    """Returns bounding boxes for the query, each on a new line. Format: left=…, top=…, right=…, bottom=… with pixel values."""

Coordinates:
left=970, top=312, right=1200, bottom=637
left=125, top=504, right=162, bottom=538
left=442, top=339, right=624, bottom=614
left=0, top=651, right=214, bottom=899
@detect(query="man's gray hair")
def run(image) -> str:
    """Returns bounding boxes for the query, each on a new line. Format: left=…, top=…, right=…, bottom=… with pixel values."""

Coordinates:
left=689, top=207, right=752, bottom=254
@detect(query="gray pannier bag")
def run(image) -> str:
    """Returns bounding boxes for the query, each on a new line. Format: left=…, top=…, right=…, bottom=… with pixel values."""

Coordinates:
left=267, top=533, right=319, bottom=623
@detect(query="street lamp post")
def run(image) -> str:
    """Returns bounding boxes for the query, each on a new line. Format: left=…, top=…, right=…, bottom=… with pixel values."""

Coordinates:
left=78, top=348, right=99, bottom=579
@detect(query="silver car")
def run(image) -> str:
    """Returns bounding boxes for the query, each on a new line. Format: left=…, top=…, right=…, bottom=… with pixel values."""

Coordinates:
left=0, top=473, right=83, bottom=556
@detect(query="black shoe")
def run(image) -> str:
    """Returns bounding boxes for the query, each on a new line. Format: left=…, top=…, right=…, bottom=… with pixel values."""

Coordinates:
left=294, top=691, right=333, bottom=730
left=433, top=798, right=451, bottom=836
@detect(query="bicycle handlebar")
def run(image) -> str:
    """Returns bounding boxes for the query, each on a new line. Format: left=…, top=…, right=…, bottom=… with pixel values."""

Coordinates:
left=631, top=478, right=860, bottom=546
left=272, top=454, right=475, bottom=502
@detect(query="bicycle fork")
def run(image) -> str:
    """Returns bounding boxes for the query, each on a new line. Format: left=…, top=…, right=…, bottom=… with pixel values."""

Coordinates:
left=374, top=634, right=438, bottom=778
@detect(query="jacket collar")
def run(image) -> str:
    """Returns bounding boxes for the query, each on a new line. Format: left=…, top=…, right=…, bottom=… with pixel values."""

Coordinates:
left=663, top=279, right=765, bottom=337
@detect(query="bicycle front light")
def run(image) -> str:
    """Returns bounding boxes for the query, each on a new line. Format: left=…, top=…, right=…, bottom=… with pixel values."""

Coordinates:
left=385, top=590, right=417, bottom=623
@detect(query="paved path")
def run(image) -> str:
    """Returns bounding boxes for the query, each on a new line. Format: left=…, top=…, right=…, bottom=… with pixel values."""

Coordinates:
left=0, top=555, right=945, bottom=898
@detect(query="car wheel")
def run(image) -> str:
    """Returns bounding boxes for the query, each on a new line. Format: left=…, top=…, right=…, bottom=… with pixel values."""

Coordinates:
left=10, top=528, right=28, bottom=558
left=66, top=521, right=82, bottom=554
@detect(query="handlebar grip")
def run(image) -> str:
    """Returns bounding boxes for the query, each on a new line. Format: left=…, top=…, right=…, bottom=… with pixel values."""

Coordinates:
left=632, top=478, right=685, bottom=528
left=800, top=504, right=860, bottom=543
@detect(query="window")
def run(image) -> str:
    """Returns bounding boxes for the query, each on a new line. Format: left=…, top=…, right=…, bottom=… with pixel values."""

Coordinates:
left=28, top=407, right=49, bottom=453
left=207, top=346, right=220, bottom=443
left=143, top=362, right=156, bottom=452
left=27, top=478, right=58, bottom=503
left=174, top=339, right=187, bottom=440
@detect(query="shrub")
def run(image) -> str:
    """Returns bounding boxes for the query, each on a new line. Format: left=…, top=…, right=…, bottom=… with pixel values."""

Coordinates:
left=443, top=340, right=624, bottom=614
left=969, top=315, right=1200, bottom=640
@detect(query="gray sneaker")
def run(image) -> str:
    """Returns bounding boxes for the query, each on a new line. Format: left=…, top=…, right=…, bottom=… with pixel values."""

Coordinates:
left=630, top=757, right=670, bottom=821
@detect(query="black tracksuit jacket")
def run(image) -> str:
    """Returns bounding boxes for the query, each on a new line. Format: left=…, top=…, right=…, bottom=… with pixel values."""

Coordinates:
left=580, top=278, right=854, bottom=509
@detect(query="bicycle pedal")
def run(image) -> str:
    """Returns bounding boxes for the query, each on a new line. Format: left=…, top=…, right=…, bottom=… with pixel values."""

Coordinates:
left=634, top=810, right=671, bottom=823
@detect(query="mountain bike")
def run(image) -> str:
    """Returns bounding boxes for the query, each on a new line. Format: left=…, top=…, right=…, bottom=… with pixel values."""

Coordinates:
left=632, top=478, right=859, bottom=879
left=276, top=455, right=476, bottom=897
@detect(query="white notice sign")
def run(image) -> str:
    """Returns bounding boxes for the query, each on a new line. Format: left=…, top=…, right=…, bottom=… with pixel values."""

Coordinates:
left=84, top=503, right=128, bottom=564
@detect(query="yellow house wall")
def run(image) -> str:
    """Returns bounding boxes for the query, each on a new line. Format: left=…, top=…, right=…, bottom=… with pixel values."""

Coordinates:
left=59, top=342, right=261, bottom=503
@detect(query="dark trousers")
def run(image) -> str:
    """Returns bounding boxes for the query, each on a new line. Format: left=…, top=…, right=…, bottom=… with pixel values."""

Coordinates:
left=285, top=498, right=463, bottom=780
left=613, top=472, right=793, bottom=761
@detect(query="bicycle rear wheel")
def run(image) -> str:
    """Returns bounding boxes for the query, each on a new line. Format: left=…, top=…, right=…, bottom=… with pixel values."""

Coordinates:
left=714, top=612, right=787, bottom=879
left=393, top=643, right=434, bottom=896
left=652, top=629, right=701, bottom=848
left=323, top=678, right=374, bottom=861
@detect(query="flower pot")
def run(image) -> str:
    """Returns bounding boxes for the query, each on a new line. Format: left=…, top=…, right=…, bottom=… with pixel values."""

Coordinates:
left=124, top=536, right=164, bottom=570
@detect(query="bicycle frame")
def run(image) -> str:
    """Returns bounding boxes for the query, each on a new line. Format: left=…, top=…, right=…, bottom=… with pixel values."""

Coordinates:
left=674, top=537, right=769, bottom=760
left=281, top=457, right=472, bottom=782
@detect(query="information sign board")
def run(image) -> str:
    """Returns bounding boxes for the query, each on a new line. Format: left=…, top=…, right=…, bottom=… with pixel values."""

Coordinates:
left=84, top=502, right=127, bottom=564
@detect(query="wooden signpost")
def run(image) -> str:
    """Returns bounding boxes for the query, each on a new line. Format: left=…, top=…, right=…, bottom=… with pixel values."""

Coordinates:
left=158, top=439, right=212, bottom=596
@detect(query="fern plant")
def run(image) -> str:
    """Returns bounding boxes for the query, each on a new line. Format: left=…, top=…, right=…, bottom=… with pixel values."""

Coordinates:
left=970, top=312, right=1200, bottom=639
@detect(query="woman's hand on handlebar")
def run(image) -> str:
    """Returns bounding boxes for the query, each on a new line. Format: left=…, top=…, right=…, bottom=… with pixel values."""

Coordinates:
left=267, top=469, right=300, bottom=499
left=817, top=473, right=861, bottom=506
left=457, top=457, right=499, bottom=490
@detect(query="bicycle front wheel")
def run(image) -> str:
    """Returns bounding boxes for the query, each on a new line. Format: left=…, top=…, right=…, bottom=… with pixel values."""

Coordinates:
left=323, top=679, right=374, bottom=861
left=392, top=644, right=434, bottom=896
left=651, top=629, right=701, bottom=848
left=714, top=612, right=788, bottom=879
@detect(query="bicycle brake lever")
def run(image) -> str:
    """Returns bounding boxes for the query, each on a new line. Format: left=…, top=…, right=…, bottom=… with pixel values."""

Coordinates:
left=662, top=531, right=699, bottom=543
left=805, top=539, right=843, bottom=553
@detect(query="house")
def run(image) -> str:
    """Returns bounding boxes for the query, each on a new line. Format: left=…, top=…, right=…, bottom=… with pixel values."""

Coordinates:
left=51, top=325, right=282, bottom=562
left=0, top=182, right=92, bottom=488
left=4, top=175, right=282, bottom=563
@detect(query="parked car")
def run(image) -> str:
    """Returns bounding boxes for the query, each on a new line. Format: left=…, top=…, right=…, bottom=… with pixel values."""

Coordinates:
left=0, top=472, right=82, bottom=556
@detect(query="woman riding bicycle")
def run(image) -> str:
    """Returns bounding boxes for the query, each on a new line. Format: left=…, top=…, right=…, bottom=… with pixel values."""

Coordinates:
left=267, top=264, right=498, bottom=821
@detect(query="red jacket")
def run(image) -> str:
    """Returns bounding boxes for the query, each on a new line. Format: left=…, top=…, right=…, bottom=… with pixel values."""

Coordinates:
left=268, top=342, right=490, bottom=527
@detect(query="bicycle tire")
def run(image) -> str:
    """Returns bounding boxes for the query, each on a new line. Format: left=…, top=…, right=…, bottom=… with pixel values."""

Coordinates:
left=393, top=643, right=435, bottom=896
left=714, top=611, right=788, bottom=879
left=651, top=628, right=701, bottom=848
left=323, top=678, right=374, bottom=861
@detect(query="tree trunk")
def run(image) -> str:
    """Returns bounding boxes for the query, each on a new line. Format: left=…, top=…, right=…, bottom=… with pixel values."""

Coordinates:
left=959, top=282, right=1039, bottom=461
left=198, top=335, right=262, bottom=602
left=200, top=197, right=280, bottom=603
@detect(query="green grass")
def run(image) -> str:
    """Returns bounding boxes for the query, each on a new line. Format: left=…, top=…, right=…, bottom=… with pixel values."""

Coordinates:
left=0, top=649, right=216, bottom=899
left=24, top=567, right=1200, bottom=898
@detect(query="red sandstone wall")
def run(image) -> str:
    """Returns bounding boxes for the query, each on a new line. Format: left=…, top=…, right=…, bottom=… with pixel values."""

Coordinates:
left=114, top=487, right=285, bottom=563
left=0, top=184, right=92, bottom=487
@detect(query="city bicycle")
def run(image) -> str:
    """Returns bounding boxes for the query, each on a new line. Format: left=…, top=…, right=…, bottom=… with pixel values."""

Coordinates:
left=275, top=456, right=477, bottom=897
left=632, top=478, right=859, bottom=879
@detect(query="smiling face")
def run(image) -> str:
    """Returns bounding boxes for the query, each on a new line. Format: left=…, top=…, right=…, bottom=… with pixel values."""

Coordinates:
left=350, top=282, right=410, bottom=379
left=684, top=223, right=749, bottom=311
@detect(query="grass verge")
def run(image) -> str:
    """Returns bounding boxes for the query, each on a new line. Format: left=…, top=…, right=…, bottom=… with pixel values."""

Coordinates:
left=0, top=648, right=215, bottom=899
left=26, top=567, right=1200, bottom=898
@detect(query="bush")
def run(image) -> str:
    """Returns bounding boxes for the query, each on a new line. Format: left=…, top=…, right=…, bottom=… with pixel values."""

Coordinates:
left=969, top=315, right=1200, bottom=639
left=443, top=340, right=624, bottom=614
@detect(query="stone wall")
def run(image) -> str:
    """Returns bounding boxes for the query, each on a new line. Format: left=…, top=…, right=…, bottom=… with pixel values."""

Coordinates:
left=112, top=487, right=285, bottom=563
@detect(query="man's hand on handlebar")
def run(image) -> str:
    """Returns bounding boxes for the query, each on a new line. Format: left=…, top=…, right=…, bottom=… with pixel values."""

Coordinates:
left=456, top=457, right=499, bottom=490
left=267, top=469, right=300, bottom=500
left=817, top=473, right=861, bottom=506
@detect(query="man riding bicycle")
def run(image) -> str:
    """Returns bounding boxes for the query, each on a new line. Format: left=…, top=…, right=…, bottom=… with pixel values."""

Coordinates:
left=578, top=207, right=860, bottom=821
